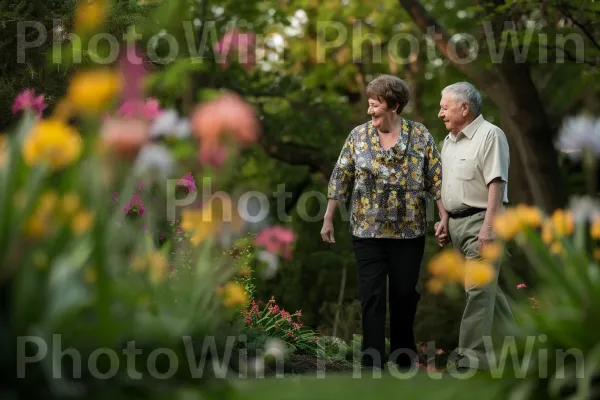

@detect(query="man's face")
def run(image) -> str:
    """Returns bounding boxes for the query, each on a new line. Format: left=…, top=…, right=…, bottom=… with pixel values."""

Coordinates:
left=438, top=93, right=468, bottom=134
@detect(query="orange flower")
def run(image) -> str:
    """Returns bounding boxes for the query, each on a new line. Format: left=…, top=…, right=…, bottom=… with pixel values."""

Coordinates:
left=191, top=92, right=260, bottom=147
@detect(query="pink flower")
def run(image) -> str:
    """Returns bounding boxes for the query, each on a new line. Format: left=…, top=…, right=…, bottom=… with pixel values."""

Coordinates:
left=119, top=44, right=148, bottom=103
left=191, top=92, right=260, bottom=147
left=101, top=117, right=150, bottom=156
left=254, top=225, right=296, bottom=259
left=214, top=29, right=257, bottom=71
left=517, top=283, right=527, bottom=289
left=176, top=172, right=197, bottom=193
left=123, top=193, right=146, bottom=216
left=198, top=145, right=227, bottom=168
left=116, top=98, right=163, bottom=121
left=12, top=89, right=46, bottom=116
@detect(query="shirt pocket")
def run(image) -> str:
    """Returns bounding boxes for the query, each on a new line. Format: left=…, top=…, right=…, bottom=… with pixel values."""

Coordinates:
left=456, top=158, right=477, bottom=181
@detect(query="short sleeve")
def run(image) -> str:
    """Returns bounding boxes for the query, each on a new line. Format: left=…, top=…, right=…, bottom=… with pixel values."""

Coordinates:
left=327, top=130, right=356, bottom=202
left=482, top=129, right=509, bottom=185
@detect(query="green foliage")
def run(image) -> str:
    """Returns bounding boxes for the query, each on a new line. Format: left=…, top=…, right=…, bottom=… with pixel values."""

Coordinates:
left=239, top=297, right=326, bottom=357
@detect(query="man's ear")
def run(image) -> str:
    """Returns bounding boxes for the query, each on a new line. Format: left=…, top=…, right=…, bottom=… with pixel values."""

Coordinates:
left=462, top=103, right=470, bottom=117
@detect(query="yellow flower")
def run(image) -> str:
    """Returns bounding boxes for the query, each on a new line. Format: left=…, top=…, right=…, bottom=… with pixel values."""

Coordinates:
left=22, top=119, right=82, bottom=169
left=551, top=209, right=574, bottom=237
left=62, top=193, right=80, bottom=216
left=492, top=210, right=522, bottom=240
left=541, top=220, right=554, bottom=245
left=550, top=241, right=564, bottom=255
left=426, top=278, right=444, bottom=294
left=428, top=249, right=465, bottom=282
left=131, top=255, right=147, bottom=272
left=481, top=242, right=502, bottom=261
left=67, top=69, right=121, bottom=113
left=591, top=217, right=600, bottom=240
left=181, top=197, right=233, bottom=245
left=493, top=204, right=544, bottom=241
left=24, top=213, right=47, bottom=237
left=72, top=210, right=95, bottom=235
left=74, top=0, right=106, bottom=32
left=38, top=191, right=58, bottom=214
left=464, top=259, right=495, bottom=288
left=220, top=282, right=248, bottom=308
left=514, top=204, right=543, bottom=228
left=148, top=251, right=168, bottom=283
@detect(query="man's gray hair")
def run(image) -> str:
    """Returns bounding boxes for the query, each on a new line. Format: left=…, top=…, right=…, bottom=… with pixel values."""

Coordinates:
left=441, top=82, right=482, bottom=116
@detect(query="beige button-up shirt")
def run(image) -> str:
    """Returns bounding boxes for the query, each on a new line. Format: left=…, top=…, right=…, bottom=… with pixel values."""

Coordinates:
left=440, top=114, right=509, bottom=212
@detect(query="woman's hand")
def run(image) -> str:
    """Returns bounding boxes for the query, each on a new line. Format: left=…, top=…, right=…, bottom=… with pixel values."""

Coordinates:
left=321, top=218, right=336, bottom=243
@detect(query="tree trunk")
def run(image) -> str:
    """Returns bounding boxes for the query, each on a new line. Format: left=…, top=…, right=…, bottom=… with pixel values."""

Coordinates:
left=397, top=0, right=567, bottom=212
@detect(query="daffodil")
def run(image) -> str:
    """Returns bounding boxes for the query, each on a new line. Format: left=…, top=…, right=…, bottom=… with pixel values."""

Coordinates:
left=22, top=119, right=82, bottom=169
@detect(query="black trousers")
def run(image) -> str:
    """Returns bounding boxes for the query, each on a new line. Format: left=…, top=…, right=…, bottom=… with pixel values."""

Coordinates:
left=351, top=235, right=425, bottom=368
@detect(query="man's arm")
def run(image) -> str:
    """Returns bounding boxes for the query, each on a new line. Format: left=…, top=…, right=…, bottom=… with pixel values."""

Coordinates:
left=480, top=178, right=506, bottom=245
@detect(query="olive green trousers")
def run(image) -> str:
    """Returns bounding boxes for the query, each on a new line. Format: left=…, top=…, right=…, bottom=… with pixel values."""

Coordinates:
left=448, top=211, right=515, bottom=370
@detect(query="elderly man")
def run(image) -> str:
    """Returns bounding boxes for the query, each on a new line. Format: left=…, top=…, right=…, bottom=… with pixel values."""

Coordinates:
left=435, top=82, right=514, bottom=372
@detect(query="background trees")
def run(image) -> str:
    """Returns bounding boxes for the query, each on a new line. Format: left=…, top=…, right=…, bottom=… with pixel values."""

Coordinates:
left=1, top=0, right=597, bottom=351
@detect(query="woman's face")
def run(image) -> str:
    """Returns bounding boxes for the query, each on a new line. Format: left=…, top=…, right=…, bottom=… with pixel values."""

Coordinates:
left=367, top=98, right=396, bottom=130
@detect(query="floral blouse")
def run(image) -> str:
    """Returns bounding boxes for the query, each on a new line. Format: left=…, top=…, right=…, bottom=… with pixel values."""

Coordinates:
left=327, top=119, right=442, bottom=239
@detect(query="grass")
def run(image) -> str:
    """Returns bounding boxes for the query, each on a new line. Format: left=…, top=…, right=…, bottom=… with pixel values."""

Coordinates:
left=230, top=369, right=509, bottom=400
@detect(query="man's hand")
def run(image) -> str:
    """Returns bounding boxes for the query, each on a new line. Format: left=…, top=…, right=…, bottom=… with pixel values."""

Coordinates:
left=434, top=216, right=450, bottom=247
left=321, top=218, right=335, bottom=243
left=478, top=224, right=495, bottom=253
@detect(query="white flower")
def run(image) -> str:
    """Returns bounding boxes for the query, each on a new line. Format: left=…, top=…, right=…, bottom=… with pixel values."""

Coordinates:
left=555, top=115, right=600, bottom=160
left=133, top=143, right=175, bottom=178
left=568, top=195, right=600, bottom=223
left=149, top=109, right=190, bottom=139
left=265, top=339, right=287, bottom=358
left=257, top=250, right=279, bottom=279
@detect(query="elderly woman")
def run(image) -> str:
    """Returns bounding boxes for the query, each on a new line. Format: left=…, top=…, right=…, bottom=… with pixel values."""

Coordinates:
left=321, top=74, right=447, bottom=370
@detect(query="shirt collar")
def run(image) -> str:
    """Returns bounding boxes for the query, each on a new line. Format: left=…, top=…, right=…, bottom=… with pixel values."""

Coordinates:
left=460, top=114, right=484, bottom=139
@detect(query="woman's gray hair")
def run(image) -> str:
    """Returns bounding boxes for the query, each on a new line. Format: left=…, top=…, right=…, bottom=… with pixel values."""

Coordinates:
left=441, top=82, right=482, bottom=116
